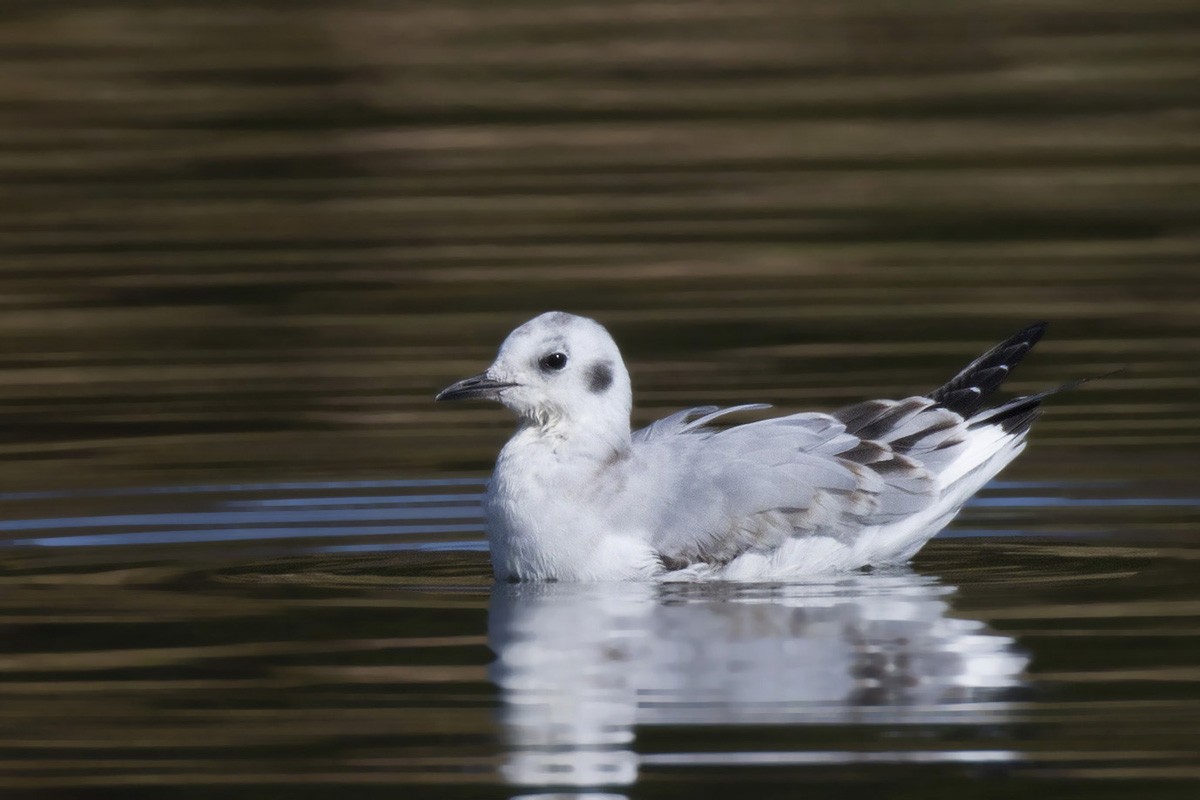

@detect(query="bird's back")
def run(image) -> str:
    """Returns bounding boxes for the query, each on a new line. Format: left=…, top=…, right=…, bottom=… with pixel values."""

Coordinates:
left=625, top=323, right=1054, bottom=578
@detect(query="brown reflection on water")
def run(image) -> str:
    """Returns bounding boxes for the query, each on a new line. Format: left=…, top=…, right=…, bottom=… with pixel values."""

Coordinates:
left=0, top=534, right=1197, bottom=792
left=0, top=2, right=1199, bottom=797
left=0, top=0, right=1196, bottom=491
left=0, top=550, right=496, bottom=791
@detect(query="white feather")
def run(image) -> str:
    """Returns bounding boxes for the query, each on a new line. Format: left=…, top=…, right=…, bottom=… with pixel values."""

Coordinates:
left=450, top=312, right=1042, bottom=582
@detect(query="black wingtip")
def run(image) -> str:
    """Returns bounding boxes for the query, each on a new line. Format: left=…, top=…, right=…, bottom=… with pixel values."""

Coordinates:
left=968, top=366, right=1121, bottom=434
left=973, top=396, right=1044, bottom=435
left=1007, top=320, right=1049, bottom=350
left=929, top=321, right=1050, bottom=418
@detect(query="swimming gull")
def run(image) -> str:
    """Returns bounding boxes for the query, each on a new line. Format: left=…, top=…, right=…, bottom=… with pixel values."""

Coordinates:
left=436, top=312, right=1067, bottom=582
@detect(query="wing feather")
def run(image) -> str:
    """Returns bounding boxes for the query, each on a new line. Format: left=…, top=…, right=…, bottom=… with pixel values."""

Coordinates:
left=632, top=397, right=982, bottom=568
left=633, top=404, right=771, bottom=442
left=616, top=323, right=1061, bottom=573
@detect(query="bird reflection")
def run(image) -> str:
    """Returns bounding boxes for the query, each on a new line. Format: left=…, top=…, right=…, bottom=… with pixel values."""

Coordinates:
left=488, top=571, right=1028, bottom=794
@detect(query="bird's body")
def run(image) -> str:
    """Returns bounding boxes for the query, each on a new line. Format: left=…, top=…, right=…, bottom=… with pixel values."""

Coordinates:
left=437, top=312, right=1057, bottom=582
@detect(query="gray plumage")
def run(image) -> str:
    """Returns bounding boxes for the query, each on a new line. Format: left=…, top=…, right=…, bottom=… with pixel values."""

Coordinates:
left=436, top=313, right=1070, bottom=582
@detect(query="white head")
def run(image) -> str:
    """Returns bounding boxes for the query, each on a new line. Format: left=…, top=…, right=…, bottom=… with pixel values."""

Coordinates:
left=436, top=312, right=633, bottom=448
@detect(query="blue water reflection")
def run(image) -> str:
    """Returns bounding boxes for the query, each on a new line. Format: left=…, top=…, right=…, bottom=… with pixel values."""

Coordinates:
left=0, top=477, right=1189, bottom=551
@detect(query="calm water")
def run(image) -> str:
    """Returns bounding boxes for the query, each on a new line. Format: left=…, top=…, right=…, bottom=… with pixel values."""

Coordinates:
left=1, top=479, right=1198, bottom=798
left=1, top=1, right=1199, bottom=797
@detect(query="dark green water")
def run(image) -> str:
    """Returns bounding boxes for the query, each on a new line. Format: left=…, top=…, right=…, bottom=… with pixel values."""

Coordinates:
left=0, top=1, right=1198, bottom=797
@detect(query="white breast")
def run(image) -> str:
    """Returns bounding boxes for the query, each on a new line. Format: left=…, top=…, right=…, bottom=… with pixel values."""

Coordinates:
left=485, top=430, right=659, bottom=582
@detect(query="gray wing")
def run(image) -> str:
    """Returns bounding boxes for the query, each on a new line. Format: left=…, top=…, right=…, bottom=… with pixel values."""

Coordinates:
left=634, top=404, right=772, bottom=441
left=630, top=398, right=970, bottom=568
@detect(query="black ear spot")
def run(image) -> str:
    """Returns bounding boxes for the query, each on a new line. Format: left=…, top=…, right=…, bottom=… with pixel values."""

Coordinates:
left=587, top=362, right=614, bottom=394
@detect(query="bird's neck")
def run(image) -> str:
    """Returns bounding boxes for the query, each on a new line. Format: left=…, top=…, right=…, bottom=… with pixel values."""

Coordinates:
left=518, top=405, right=631, bottom=460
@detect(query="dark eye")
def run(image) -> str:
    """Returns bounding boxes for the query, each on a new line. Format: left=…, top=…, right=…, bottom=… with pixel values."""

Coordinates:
left=539, top=352, right=568, bottom=371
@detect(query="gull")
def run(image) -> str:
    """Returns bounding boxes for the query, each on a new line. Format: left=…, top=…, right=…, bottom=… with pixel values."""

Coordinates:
left=436, top=312, right=1066, bottom=582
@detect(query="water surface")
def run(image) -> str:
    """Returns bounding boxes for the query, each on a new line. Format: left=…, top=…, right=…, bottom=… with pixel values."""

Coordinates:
left=1, top=479, right=1197, bottom=797
left=0, top=1, right=1198, bottom=797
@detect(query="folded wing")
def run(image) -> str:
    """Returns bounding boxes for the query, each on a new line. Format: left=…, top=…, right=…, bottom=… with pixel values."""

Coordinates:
left=632, top=397, right=972, bottom=568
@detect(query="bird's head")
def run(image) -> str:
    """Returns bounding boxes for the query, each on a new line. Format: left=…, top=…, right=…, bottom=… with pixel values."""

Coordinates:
left=436, top=312, right=633, bottom=444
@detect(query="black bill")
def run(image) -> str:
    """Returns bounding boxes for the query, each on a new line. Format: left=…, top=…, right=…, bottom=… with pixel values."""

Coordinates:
left=435, top=373, right=516, bottom=402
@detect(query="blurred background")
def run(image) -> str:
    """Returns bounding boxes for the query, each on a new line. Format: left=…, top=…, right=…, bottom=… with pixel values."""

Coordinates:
left=1, top=0, right=1197, bottom=494
left=2, top=3, right=1199, bottom=798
